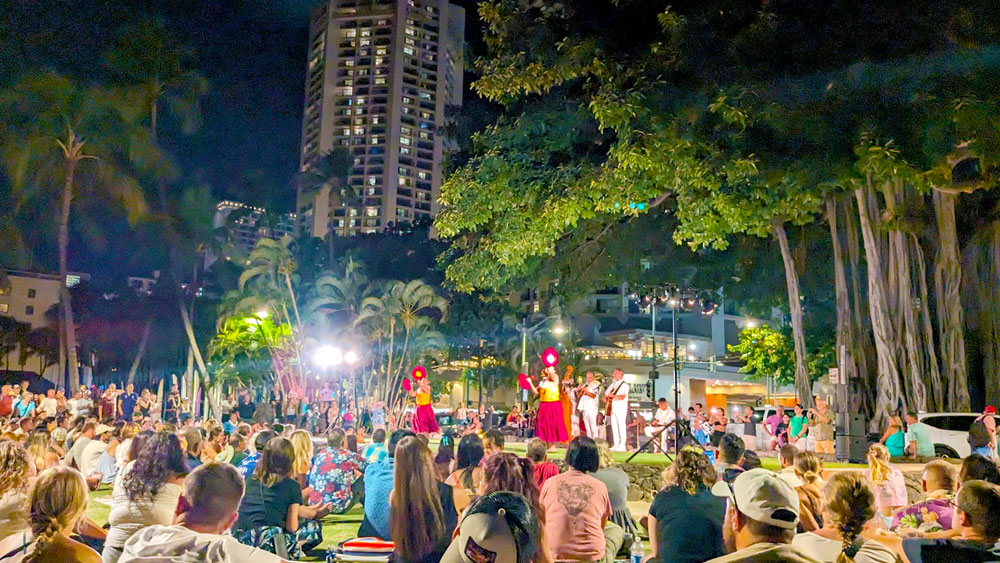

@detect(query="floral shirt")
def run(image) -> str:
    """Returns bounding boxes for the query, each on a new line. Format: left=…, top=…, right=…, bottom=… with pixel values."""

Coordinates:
left=236, top=452, right=261, bottom=480
left=892, top=491, right=955, bottom=533
left=362, top=443, right=388, bottom=464
left=307, top=447, right=368, bottom=512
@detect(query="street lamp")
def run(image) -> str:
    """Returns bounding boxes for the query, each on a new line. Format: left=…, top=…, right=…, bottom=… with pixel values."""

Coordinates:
left=314, top=345, right=343, bottom=369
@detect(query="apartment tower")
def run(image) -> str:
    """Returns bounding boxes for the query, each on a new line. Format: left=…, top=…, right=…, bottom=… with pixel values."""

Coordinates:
left=297, top=0, right=464, bottom=238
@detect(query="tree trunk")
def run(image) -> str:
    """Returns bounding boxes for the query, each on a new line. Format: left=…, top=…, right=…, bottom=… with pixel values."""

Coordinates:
left=911, top=233, right=944, bottom=411
left=855, top=178, right=902, bottom=430
left=843, top=199, right=874, bottom=414
left=771, top=219, right=813, bottom=407
left=933, top=190, right=970, bottom=410
left=178, top=298, right=219, bottom=418
left=826, top=199, right=854, bottom=411
left=59, top=156, right=80, bottom=391
left=127, top=320, right=152, bottom=385
left=881, top=181, right=926, bottom=412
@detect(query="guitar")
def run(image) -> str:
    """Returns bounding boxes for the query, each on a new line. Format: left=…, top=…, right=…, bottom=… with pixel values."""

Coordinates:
left=605, top=380, right=624, bottom=416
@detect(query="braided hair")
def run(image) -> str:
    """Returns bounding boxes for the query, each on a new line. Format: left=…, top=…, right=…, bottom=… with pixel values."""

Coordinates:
left=821, top=472, right=875, bottom=563
left=25, top=466, right=89, bottom=563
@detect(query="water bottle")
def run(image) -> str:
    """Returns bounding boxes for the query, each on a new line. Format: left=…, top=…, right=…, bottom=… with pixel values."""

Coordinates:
left=630, top=539, right=645, bottom=563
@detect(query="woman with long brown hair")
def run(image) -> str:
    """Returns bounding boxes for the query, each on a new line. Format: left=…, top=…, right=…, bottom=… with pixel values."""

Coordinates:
left=479, top=453, right=551, bottom=563
left=390, top=436, right=450, bottom=563
left=234, top=437, right=331, bottom=559
left=0, top=441, right=33, bottom=556
left=17, top=466, right=100, bottom=563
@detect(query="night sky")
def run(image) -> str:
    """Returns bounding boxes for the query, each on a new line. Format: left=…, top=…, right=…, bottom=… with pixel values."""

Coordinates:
left=0, top=0, right=482, bottom=214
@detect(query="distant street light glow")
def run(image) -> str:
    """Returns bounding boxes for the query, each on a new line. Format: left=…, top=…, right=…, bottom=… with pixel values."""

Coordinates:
left=314, top=345, right=342, bottom=368
left=344, top=350, right=359, bottom=365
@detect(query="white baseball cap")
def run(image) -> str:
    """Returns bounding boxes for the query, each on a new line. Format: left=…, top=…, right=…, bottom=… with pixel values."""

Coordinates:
left=711, top=468, right=800, bottom=529
left=94, top=424, right=114, bottom=436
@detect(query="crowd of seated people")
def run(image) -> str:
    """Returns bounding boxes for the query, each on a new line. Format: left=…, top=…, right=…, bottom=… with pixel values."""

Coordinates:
left=6, top=389, right=1000, bottom=563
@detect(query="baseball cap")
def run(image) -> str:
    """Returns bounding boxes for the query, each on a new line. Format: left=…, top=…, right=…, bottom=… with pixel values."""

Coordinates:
left=986, top=406, right=996, bottom=415
left=441, top=492, right=538, bottom=563
left=94, top=424, right=114, bottom=436
left=711, top=468, right=800, bottom=529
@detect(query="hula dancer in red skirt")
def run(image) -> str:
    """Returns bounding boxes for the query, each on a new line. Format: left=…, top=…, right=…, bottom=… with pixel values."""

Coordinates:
left=527, top=366, right=568, bottom=448
left=408, top=371, right=440, bottom=436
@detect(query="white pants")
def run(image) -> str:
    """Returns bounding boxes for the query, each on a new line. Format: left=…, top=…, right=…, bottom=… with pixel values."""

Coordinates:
left=570, top=411, right=580, bottom=437
left=610, top=409, right=628, bottom=450
left=645, top=425, right=670, bottom=453
left=581, top=408, right=599, bottom=438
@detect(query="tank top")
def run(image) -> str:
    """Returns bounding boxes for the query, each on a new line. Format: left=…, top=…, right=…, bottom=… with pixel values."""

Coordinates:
left=539, top=380, right=560, bottom=402
left=416, top=392, right=431, bottom=406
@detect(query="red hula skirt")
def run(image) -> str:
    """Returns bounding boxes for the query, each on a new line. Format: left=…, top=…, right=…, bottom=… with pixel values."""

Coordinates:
left=412, top=404, right=440, bottom=434
left=536, top=400, right=568, bottom=443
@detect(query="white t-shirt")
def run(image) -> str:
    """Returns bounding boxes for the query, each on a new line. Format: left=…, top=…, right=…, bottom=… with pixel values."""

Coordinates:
left=66, top=435, right=91, bottom=470
left=38, top=397, right=57, bottom=418
left=604, top=380, right=630, bottom=412
left=792, top=532, right=900, bottom=563
left=106, top=462, right=183, bottom=549
left=652, top=407, right=675, bottom=426
left=119, top=525, right=283, bottom=563
left=80, top=439, right=108, bottom=476
left=577, top=381, right=601, bottom=413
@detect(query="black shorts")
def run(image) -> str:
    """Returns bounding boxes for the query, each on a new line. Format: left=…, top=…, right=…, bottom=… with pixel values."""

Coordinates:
left=711, top=430, right=726, bottom=447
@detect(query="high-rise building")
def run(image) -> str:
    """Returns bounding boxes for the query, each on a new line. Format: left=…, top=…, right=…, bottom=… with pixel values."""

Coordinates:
left=214, top=200, right=297, bottom=256
left=296, top=0, right=465, bottom=238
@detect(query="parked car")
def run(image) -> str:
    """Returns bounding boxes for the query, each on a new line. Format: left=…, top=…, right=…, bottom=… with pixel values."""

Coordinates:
left=916, top=412, right=999, bottom=459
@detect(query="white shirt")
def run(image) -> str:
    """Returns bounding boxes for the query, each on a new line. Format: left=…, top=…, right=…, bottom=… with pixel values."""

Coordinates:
left=604, top=379, right=630, bottom=412
left=106, top=462, right=183, bottom=549
left=66, top=435, right=91, bottom=470
left=120, top=525, right=284, bottom=563
left=792, top=532, right=900, bottom=563
left=38, top=397, right=57, bottom=418
left=577, top=381, right=601, bottom=412
left=80, top=439, right=107, bottom=476
left=652, top=407, right=675, bottom=426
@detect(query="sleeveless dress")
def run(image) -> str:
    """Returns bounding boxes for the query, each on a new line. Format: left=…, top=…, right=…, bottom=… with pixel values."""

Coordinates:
left=885, top=430, right=906, bottom=457
left=412, top=391, right=439, bottom=434
left=536, top=381, right=568, bottom=442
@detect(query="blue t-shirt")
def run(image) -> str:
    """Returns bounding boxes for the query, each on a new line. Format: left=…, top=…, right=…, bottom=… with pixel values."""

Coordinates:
left=119, top=392, right=138, bottom=419
left=223, top=420, right=237, bottom=435
left=14, top=400, right=35, bottom=417
left=237, top=452, right=261, bottom=479
left=363, top=458, right=395, bottom=539
left=362, top=443, right=388, bottom=463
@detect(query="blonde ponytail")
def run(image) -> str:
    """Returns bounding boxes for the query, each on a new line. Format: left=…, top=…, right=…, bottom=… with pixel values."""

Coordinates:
left=794, top=451, right=822, bottom=485
left=866, top=444, right=892, bottom=485
left=25, top=466, right=88, bottom=563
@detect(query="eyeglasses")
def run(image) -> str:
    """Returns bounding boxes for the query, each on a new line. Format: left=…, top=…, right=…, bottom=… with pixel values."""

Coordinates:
left=724, top=479, right=740, bottom=514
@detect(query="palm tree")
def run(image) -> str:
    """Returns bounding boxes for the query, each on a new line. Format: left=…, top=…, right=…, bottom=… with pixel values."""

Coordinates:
left=354, top=279, right=448, bottom=413
left=0, top=72, right=150, bottom=390
left=105, top=18, right=208, bottom=211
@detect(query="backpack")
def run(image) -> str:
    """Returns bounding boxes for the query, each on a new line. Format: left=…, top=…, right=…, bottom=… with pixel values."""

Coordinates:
left=969, top=416, right=991, bottom=448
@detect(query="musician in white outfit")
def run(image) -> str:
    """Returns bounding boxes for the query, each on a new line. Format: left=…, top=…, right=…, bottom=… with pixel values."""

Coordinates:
left=645, top=398, right=675, bottom=453
left=575, top=372, right=601, bottom=438
left=604, top=369, right=630, bottom=451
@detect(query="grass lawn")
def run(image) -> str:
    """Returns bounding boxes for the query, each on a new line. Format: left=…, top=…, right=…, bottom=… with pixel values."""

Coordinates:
left=84, top=443, right=865, bottom=561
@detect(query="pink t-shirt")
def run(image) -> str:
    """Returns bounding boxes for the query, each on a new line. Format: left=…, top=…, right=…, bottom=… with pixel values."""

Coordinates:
left=865, top=468, right=907, bottom=510
left=540, top=469, right=612, bottom=561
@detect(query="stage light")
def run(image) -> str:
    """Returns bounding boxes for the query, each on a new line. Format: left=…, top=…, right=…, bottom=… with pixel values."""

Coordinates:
left=314, top=345, right=342, bottom=368
left=701, top=299, right=718, bottom=315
